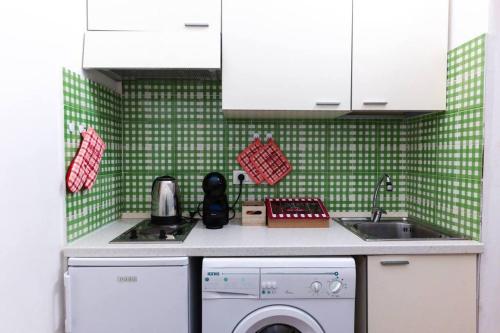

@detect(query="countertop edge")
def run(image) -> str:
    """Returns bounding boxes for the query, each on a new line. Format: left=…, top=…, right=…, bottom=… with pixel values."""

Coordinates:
left=63, top=246, right=484, bottom=258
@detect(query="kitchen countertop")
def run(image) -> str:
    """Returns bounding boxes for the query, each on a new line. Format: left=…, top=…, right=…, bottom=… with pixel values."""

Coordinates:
left=63, top=218, right=483, bottom=257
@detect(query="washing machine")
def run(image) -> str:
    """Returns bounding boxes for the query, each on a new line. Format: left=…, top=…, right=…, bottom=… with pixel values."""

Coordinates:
left=202, top=257, right=356, bottom=333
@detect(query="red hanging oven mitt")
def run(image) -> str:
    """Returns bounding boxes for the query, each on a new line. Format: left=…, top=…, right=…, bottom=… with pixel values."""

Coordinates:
left=236, top=138, right=265, bottom=184
left=249, top=138, right=292, bottom=185
left=66, top=127, right=106, bottom=193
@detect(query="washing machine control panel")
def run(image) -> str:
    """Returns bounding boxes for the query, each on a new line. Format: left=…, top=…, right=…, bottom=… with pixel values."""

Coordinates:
left=260, top=267, right=355, bottom=299
left=202, top=263, right=355, bottom=300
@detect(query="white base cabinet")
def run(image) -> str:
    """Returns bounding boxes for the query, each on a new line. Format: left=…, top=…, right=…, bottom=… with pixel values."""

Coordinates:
left=367, top=255, right=477, bottom=333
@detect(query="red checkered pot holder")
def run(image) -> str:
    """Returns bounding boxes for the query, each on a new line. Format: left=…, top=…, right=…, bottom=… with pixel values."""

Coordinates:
left=236, top=138, right=265, bottom=184
left=250, top=138, right=292, bottom=185
left=83, top=128, right=106, bottom=189
left=66, top=127, right=106, bottom=193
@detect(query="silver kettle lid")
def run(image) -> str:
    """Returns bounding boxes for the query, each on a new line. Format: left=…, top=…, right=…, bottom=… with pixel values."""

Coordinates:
left=154, top=175, right=176, bottom=182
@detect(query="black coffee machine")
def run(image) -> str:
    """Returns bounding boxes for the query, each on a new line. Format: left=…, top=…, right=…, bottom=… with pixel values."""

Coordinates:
left=202, top=172, right=229, bottom=229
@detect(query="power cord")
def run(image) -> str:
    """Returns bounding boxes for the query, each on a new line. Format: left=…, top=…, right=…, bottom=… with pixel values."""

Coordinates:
left=229, top=174, right=245, bottom=220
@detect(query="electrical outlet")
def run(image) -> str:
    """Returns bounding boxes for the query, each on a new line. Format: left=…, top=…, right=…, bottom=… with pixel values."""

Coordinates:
left=233, top=170, right=255, bottom=185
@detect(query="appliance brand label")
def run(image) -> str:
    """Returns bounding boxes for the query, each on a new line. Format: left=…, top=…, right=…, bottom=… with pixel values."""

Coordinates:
left=207, top=272, right=220, bottom=276
left=117, top=276, right=138, bottom=283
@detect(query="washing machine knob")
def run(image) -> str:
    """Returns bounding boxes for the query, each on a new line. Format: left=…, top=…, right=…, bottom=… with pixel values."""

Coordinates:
left=310, top=281, right=322, bottom=293
left=328, top=280, right=343, bottom=294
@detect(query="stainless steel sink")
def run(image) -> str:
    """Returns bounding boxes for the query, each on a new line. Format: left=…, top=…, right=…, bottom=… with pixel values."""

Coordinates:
left=334, top=217, right=467, bottom=241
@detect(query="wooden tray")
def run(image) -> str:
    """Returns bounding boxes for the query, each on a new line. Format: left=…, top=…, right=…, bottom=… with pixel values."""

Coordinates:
left=265, top=198, right=330, bottom=228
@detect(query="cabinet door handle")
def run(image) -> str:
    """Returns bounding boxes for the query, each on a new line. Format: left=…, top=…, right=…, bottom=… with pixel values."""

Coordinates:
left=380, top=260, right=410, bottom=266
left=184, top=23, right=210, bottom=28
left=316, top=101, right=341, bottom=106
left=363, top=101, right=388, bottom=106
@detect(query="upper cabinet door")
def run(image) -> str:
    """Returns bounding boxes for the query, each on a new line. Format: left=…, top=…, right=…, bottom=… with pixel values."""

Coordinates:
left=87, top=0, right=221, bottom=32
left=222, top=0, right=352, bottom=115
left=85, top=0, right=221, bottom=70
left=352, top=0, right=449, bottom=111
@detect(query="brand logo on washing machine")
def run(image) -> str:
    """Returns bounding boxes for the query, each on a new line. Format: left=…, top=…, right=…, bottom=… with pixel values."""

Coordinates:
left=207, top=272, right=220, bottom=276
left=117, top=276, right=138, bottom=283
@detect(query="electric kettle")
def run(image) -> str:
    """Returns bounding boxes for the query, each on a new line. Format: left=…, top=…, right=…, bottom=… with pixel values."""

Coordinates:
left=151, top=175, right=182, bottom=225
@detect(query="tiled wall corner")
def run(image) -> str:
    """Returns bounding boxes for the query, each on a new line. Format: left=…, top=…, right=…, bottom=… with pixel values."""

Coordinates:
left=63, top=68, right=122, bottom=241
left=405, top=35, right=485, bottom=240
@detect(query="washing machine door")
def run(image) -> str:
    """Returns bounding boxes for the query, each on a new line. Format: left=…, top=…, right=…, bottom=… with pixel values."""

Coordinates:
left=233, top=305, right=324, bottom=333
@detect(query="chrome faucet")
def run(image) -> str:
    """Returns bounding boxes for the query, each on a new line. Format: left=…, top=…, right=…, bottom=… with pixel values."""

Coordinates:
left=371, top=174, right=393, bottom=223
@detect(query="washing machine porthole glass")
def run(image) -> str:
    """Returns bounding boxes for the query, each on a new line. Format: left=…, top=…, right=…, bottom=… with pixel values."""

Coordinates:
left=256, top=324, right=301, bottom=333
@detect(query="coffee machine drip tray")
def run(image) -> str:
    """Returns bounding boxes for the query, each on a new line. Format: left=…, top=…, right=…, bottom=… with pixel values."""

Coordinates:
left=110, top=218, right=197, bottom=243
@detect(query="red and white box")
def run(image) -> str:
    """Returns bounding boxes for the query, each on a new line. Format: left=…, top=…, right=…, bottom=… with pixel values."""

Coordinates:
left=265, top=197, right=330, bottom=228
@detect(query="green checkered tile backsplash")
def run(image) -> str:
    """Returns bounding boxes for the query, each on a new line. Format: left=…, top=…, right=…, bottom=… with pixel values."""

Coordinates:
left=64, top=35, right=485, bottom=241
left=406, top=35, right=485, bottom=240
left=447, top=35, right=485, bottom=112
left=63, top=68, right=122, bottom=241
left=121, top=82, right=407, bottom=215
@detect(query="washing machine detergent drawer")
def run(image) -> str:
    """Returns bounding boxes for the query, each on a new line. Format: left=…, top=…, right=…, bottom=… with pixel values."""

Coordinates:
left=203, top=267, right=260, bottom=299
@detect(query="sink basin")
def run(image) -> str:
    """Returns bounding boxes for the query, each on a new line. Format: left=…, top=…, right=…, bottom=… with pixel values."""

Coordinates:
left=334, top=217, right=467, bottom=241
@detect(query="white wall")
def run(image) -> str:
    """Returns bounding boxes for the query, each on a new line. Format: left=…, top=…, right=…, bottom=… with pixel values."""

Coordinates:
left=449, top=1, right=500, bottom=332
left=449, top=0, right=489, bottom=49
left=0, top=1, right=88, bottom=332
left=479, top=1, right=500, bottom=332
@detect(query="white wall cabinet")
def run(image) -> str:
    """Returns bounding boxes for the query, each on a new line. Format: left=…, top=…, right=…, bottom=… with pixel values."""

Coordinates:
left=352, top=0, right=449, bottom=111
left=84, top=0, right=221, bottom=70
left=87, top=0, right=450, bottom=114
left=222, top=0, right=353, bottom=118
left=87, top=0, right=220, bottom=32
left=83, top=31, right=220, bottom=70
left=367, top=255, right=477, bottom=333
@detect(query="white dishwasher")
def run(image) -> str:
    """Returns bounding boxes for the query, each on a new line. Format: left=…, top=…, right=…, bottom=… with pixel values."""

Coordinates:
left=64, top=257, right=197, bottom=333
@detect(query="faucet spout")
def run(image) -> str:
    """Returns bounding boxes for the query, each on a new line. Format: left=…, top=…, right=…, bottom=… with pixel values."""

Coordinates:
left=371, top=174, right=393, bottom=222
